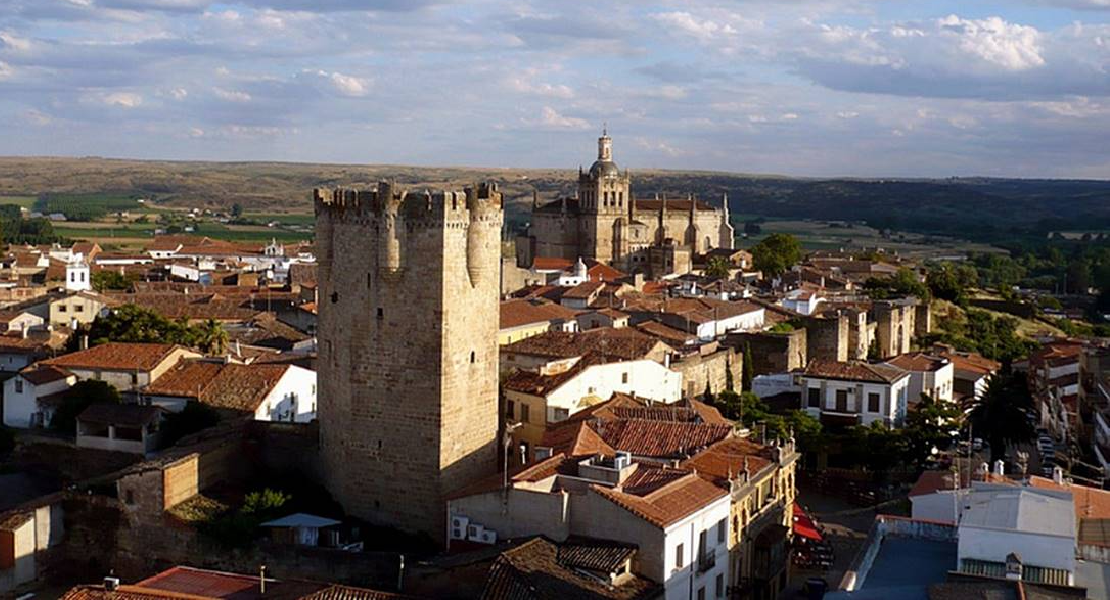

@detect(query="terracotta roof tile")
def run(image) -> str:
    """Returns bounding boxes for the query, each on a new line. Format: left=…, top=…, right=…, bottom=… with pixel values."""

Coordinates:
left=144, top=360, right=227, bottom=398
left=591, top=468, right=727, bottom=528
left=886, top=352, right=950, bottom=372
left=502, top=328, right=667, bottom=361
left=481, top=537, right=658, bottom=600
left=680, top=437, right=775, bottom=487
left=199, top=363, right=291, bottom=413
left=44, top=342, right=183, bottom=372
left=19, top=364, right=74, bottom=385
left=804, top=359, right=908, bottom=384
left=499, top=299, right=577, bottom=330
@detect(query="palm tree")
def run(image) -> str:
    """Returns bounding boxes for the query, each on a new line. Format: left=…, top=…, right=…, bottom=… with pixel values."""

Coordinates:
left=198, top=318, right=229, bottom=355
left=966, top=367, right=1036, bottom=463
left=704, top=256, right=732, bottom=281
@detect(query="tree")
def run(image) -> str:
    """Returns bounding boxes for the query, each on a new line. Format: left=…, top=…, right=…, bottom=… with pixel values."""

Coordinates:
left=741, top=342, right=754, bottom=392
left=750, top=233, right=802, bottom=277
left=231, top=203, right=244, bottom=218
left=926, top=263, right=977, bottom=305
left=704, top=257, right=731, bottom=281
left=725, top=357, right=735, bottom=392
left=77, top=305, right=226, bottom=352
left=0, top=426, right=14, bottom=456
left=967, top=368, right=1036, bottom=462
left=845, top=422, right=907, bottom=477
left=91, top=270, right=136, bottom=292
left=703, top=381, right=715, bottom=405
left=867, top=337, right=881, bottom=361
left=902, top=394, right=962, bottom=469
left=865, top=267, right=930, bottom=300
left=161, top=402, right=221, bottom=448
left=51, top=380, right=121, bottom=434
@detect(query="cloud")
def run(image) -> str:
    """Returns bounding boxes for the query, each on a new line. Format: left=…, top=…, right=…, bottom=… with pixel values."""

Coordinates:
left=0, top=61, right=12, bottom=81
left=533, top=106, right=590, bottom=130
left=85, top=91, right=143, bottom=107
left=653, top=12, right=737, bottom=43
left=23, top=109, right=52, bottom=125
left=213, top=87, right=252, bottom=102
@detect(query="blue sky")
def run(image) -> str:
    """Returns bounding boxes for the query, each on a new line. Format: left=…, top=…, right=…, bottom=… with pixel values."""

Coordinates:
left=0, top=0, right=1107, bottom=178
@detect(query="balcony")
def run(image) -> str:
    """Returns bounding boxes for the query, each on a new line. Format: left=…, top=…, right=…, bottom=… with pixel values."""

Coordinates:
left=697, top=551, right=716, bottom=573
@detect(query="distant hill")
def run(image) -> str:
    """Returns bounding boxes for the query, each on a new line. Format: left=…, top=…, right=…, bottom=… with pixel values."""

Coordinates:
left=1, top=156, right=1107, bottom=244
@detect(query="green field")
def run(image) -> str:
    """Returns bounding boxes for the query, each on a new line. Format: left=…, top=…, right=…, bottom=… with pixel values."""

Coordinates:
left=0, top=195, right=38, bottom=208
left=245, top=213, right=315, bottom=226
left=54, top=221, right=310, bottom=244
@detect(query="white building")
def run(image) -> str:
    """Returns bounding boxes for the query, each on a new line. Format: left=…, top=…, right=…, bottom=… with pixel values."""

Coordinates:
left=64, top=261, right=91, bottom=292
left=884, top=352, right=955, bottom=404
left=782, top=288, right=824, bottom=316
left=800, top=360, right=911, bottom=426
left=448, top=453, right=731, bottom=600
left=556, top=257, right=590, bottom=287
left=2, top=365, right=77, bottom=429
left=957, top=484, right=1077, bottom=586
left=143, top=359, right=317, bottom=423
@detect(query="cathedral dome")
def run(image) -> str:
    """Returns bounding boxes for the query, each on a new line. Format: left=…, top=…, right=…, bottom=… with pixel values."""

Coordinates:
left=589, top=159, right=620, bottom=179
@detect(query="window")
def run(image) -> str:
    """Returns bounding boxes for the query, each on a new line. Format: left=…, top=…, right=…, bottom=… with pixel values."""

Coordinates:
left=553, top=408, right=569, bottom=421
left=868, top=392, right=880, bottom=413
left=697, top=587, right=705, bottom=600
left=58, top=305, right=67, bottom=313
left=717, top=517, right=727, bottom=543
left=698, top=529, right=707, bottom=559
left=520, top=404, right=530, bottom=423
left=506, top=400, right=515, bottom=419
left=14, top=379, right=22, bottom=393
left=621, top=372, right=629, bottom=384
left=715, top=573, right=724, bottom=598
left=76, top=305, right=84, bottom=313
left=675, top=543, right=684, bottom=569
left=807, top=387, right=820, bottom=408
left=835, top=389, right=848, bottom=412
left=470, top=351, right=476, bottom=364
left=131, top=373, right=138, bottom=385
left=376, top=307, right=383, bottom=319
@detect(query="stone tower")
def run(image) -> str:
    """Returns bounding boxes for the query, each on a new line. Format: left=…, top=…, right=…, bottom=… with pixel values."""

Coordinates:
left=578, top=129, right=630, bottom=263
left=314, top=181, right=503, bottom=539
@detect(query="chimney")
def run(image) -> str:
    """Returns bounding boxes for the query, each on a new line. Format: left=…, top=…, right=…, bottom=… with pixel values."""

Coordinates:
left=104, top=574, right=120, bottom=592
left=993, top=460, right=1005, bottom=477
left=80, top=335, right=89, bottom=351
left=259, top=565, right=267, bottom=595
left=1004, top=553, right=1023, bottom=581
left=1053, top=466, right=1065, bottom=485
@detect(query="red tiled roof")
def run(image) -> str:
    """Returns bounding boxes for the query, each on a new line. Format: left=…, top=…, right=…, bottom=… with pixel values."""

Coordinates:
left=886, top=352, right=950, bottom=373
left=136, top=565, right=324, bottom=599
left=481, top=537, right=658, bottom=600
left=19, top=364, right=74, bottom=385
left=592, top=468, right=727, bottom=528
left=561, top=281, right=604, bottom=300
left=144, top=360, right=227, bottom=398
left=43, top=342, right=183, bottom=372
left=502, top=328, right=668, bottom=361
left=938, top=351, right=1000, bottom=376
left=804, top=360, right=908, bottom=384
left=500, top=299, right=577, bottom=330
left=680, top=436, right=775, bottom=487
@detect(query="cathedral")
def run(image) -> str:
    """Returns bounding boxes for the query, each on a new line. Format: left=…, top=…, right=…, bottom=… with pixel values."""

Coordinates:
left=516, top=131, right=734, bottom=277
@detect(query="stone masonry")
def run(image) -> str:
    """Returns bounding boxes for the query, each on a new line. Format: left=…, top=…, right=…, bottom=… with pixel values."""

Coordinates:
left=314, top=181, right=502, bottom=540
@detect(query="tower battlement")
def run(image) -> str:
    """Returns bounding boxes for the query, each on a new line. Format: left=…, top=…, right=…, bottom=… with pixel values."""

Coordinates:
left=314, top=181, right=502, bottom=226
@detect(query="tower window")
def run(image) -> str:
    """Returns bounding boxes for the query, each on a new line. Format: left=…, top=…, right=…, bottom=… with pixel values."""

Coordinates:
left=331, top=292, right=338, bottom=304
left=470, top=351, right=476, bottom=363
left=377, top=308, right=383, bottom=319
left=367, top=273, right=372, bottom=289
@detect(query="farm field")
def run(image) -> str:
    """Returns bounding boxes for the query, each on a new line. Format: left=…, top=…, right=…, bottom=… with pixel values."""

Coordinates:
left=739, top=219, right=1006, bottom=258
left=0, top=195, right=37, bottom=208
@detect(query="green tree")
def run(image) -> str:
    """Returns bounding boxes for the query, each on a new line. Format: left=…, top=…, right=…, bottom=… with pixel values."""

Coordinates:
left=0, top=426, right=14, bottom=456
left=77, top=305, right=226, bottom=352
left=902, top=394, right=962, bottom=469
left=926, top=263, right=976, bottom=305
left=51, top=380, right=121, bottom=434
left=741, top=342, right=754, bottom=392
left=704, top=256, right=731, bottom=280
left=967, top=368, right=1036, bottom=462
left=231, top=203, right=244, bottom=218
left=703, top=381, right=715, bottom=405
left=161, top=402, right=221, bottom=448
left=845, top=422, right=908, bottom=477
left=865, top=267, right=930, bottom=300
left=725, top=357, right=735, bottom=392
left=750, top=233, right=802, bottom=277
left=867, top=337, right=881, bottom=361
left=91, top=270, right=136, bottom=292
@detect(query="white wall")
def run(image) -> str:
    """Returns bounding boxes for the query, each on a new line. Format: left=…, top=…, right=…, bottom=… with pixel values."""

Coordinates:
left=545, top=359, right=682, bottom=422
left=2, top=374, right=75, bottom=429
left=801, top=376, right=910, bottom=425
left=253, top=365, right=317, bottom=423
left=0, top=353, right=36, bottom=374
left=663, top=496, right=731, bottom=600
left=910, top=490, right=962, bottom=524
left=695, top=309, right=764, bottom=341
left=958, top=527, right=1075, bottom=581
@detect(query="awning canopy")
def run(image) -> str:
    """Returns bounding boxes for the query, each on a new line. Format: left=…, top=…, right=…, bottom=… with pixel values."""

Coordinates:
left=792, top=504, right=823, bottom=542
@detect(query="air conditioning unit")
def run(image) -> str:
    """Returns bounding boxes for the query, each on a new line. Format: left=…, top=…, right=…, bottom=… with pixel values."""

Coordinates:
left=449, top=516, right=469, bottom=541
left=467, top=524, right=485, bottom=542
left=479, top=529, right=498, bottom=545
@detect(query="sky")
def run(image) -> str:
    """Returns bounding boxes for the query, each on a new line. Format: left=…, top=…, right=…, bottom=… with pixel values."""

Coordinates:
left=0, top=0, right=1107, bottom=178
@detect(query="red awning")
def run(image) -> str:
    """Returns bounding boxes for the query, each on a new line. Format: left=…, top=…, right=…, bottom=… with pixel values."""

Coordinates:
left=793, top=504, right=823, bottom=542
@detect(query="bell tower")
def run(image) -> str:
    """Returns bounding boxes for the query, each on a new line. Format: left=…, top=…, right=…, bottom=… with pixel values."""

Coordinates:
left=578, top=128, right=631, bottom=263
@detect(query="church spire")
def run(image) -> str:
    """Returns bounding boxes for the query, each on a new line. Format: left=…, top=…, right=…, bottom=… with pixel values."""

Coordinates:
left=688, top=193, right=696, bottom=222
left=598, top=127, right=613, bottom=162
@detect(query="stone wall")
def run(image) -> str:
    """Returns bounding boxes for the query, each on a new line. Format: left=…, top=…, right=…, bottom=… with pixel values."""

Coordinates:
left=727, top=330, right=806, bottom=376
left=315, top=182, right=502, bottom=540
left=803, top=314, right=849, bottom=363
left=670, top=346, right=740, bottom=398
